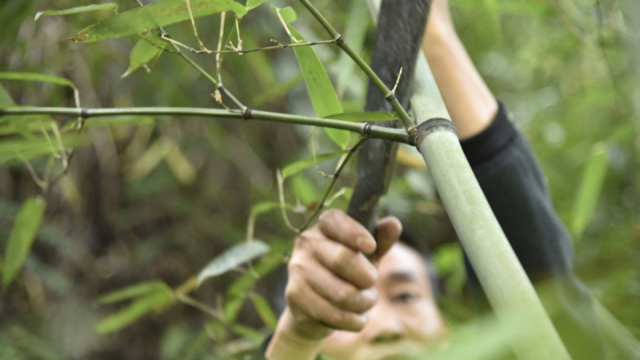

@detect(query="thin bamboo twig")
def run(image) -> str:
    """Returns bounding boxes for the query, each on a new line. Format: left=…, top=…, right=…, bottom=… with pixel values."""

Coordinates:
left=0, top=106, right=409, bottom=143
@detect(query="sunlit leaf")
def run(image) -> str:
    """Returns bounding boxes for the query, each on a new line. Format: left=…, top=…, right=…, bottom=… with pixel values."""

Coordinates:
left=281, top=150, right=348, bottom=179
left=197, top=240, right=270, bottom=287
left=0, top=72, right=75, bottom=88
left=246, top=0, right=270, bottom=11
left=250, top=293, right=278, bottom=330
left=95, top=290, right=174, bottom=334
left=98, top=281, right=172, bottom=304
left=2, top=197, right=46, bottom=288
left=35, top=4, right=119, bottom=21
left=122, top=33, right=169, bottom=78
left=571, top=143, right=609, bottom=240
left=71, top=0, right=246, bottom=43
left=325, top=111, right=399, bottom=122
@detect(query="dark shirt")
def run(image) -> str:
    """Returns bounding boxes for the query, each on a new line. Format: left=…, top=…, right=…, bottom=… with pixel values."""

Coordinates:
left=249, top=104, right=607, bottom=360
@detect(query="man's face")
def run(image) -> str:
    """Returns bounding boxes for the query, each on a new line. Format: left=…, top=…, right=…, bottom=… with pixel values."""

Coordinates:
left=320, top=242, right=449, bottom=360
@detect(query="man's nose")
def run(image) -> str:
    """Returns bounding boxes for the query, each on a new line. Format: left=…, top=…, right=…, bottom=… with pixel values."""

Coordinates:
left=367, top=301, right=406, bottom=344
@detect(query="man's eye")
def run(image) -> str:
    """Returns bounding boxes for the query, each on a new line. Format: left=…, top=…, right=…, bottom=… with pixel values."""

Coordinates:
left=394, top=292, right=418, bottom=303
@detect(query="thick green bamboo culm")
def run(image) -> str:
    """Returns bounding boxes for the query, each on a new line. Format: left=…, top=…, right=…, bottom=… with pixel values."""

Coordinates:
left=362, top=0, right=573, bottom=359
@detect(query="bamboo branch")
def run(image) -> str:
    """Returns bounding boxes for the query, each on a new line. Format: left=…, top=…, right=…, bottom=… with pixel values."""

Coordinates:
left=0, top=106, right=409, bottom=143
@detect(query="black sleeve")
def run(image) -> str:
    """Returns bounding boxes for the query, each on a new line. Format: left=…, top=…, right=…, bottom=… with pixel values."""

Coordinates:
left=460, top=103, right=607, bottom=360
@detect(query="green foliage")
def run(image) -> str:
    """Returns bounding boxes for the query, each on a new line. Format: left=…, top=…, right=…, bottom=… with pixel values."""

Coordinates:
left=281, top=150, right=348, bottom=178
left=196, top=240, right=270, bottom=287
left=34, top=3, right=119, bottom=22
left=70, top=0, right=246, bottom=43
left=122, top=33, right=170, bottom=78
left=2, top=196, right=46, bottom=289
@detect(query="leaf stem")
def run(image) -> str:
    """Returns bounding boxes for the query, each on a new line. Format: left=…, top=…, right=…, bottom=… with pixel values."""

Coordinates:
left=298, top=0, right=414, bottom=129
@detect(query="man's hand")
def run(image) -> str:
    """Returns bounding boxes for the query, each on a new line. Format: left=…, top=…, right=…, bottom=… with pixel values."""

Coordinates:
left=277, top=210, right=402, bottom=341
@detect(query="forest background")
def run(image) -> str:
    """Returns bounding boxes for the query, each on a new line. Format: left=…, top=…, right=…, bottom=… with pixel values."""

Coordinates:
left=0, top=0, right=638, bottom=359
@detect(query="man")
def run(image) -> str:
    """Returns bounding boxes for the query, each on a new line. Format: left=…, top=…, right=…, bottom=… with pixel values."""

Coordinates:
left=254, top=0, right=607, bottom=359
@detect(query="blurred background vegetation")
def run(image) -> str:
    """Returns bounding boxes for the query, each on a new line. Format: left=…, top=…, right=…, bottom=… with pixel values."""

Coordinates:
left=0, top=0, right=638, bottom=359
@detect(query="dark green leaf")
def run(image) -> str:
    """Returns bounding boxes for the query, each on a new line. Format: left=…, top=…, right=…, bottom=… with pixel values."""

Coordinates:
left=197, top=240, right=270, bottom=287
left=325, top=111, right=399, bottom=122
left=98, top=281, right=172, bottom=304
left=571, top=143, right=609, bottom=240
left=282, top=150, right=348, bottom=179
left=122, top=33, right=169, bottom=78
left=71, top=0, right=247, bottom=43
left=250, top=293, right=278, bottom=330
left=35, top=4, right=119, bottom=21
left=2, top=197, right=46, bottom=288
left=95, top=290, right=174, bottom=334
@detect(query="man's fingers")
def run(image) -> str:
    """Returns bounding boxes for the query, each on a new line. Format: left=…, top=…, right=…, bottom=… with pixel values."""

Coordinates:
left=318, top=209, right=376, bottom=255
left=305, top=259, right=378, bottom=313
left=312, top=238, right=378, bottom=289
left=286, top=280, right=369, bottom=333
left=370, top=216, right=402, bottom=263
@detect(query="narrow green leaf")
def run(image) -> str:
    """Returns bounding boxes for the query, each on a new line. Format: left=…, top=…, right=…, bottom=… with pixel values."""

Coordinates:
left=95, top=290, right=174, bottom=334
left=571, top=143, right=609, bottom=240
left=0, top=83, right=13, bottom=105
left=122, top=33, right=169, bottom=78
left=0, top=133, right=89, bottom=164
left=336, top=0, right=370, bottom=95
left=197, top=240, right=270, bottom=287
left=35, top=4, right=119, bottom=21
left=272, top=6, right=348, bottom=148
left=2, top=197, right=46, bottom=288
left=231, top=324, right=264, bottom=342
left=84, top=116, right=155, bottom=127
left=282, top=150, right=348, bottom=179
left=251, top=202, right=282, bottom=215
left=71, top=0, right=246, bottom=43
left=98, top=281, right=172, bottom=304
left=250, top=293, right=278, bottom=330
left=246, top=0, right=271, bottom=11
left=0, top=72, right=75, bottom=88
left=291, top=175, right=318, bottom=205
left=325, top=111, right=399, bottom=122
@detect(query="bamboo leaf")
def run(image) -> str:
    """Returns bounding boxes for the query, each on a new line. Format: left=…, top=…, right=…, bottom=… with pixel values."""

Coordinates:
left=98, top=281, right=172, bottom=304
left=84, top=116, right=155, bottom=127
left=71, top=0, right=247, bottom=43
left=122, top=33, right=169, bottom=78
left=0, top=72, right=76, bottom=89
left=272, top=6, right=348, bottom=149
left=281, top=150, right=348, bottom=179
left=250, top=293, right=278, bottom=330
left=571, top=143, right=609, bottom=240
left=325, top=111, right=399, bottom=122
left=197, top=240, right=270, bottom=287
left=0, top=83, right=13, bottom=104
left=231, top=324, right=264, bottom=342
left=165, top=145, right=196, bottom=185
left=35, top=4, right=119, bottom=21
left=246, top=0, right=271, bottom=11
left=251, top=202, right=282, bottom=215
left=336, top=0, right=369, bottom=96
left=95, top=290, right=174, bottom=334
left=0, top=134, right=88, bottom=164
left=2, top=197, right=46, bottom=289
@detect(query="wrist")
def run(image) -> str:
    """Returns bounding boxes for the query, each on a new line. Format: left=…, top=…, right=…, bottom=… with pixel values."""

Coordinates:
left=265, top=308, right=326, bottom=360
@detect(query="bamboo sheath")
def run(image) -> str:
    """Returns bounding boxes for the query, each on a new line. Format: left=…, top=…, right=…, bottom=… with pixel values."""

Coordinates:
left=366, top=0, right=572, bottom=359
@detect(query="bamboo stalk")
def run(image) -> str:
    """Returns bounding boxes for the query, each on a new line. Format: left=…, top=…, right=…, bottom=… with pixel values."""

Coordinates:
left=0, top=106, right=409, bottom=143
left=408, top=51, right=572, bottom=360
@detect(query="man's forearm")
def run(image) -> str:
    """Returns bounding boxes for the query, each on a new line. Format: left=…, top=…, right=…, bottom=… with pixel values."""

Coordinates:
left=422, top=12, right=497, bottom=140
left=265, top=308, right=324, bottom=360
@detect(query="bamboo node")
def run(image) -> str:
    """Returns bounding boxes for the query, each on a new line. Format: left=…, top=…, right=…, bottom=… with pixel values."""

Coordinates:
left=335, top=34, right=344, bottom=45
left=361, top=123, right=373, bottom=139
left=242, top=108, right=253, bottom=120
left=409, top=118, right=457, bottom=146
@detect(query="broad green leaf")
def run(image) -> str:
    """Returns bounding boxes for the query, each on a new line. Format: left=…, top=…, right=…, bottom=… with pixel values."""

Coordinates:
left=2, top=197, right=46, bottom=288
left=251, top=201, right=283, bottom=215
left=272, top=6, right=348, bottom=148
left=98, top=281, right=172, bottom=304
left=95, top=290, right=174, bottom=334
left=274, top=6, right=296, bottom=23
left=250, top=293, right=277, bottom=330
left=35, top=4, right=119, bottom=21
left=282, top=150, right=348, bottom=179
left=122, top=33, right=169, bottom=78
left=571, top=143, right=609, bottom=240
left=291, top=175, right=318, bottom=205
left=246, top=0, right=271, bottom=11
left=197, top=240, right=270, bottom=287
left=0, top=72, right=75, bottom=89
left=71, top=0, right=247, bottom=43
left=325, top=111, right=399, bottom=122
